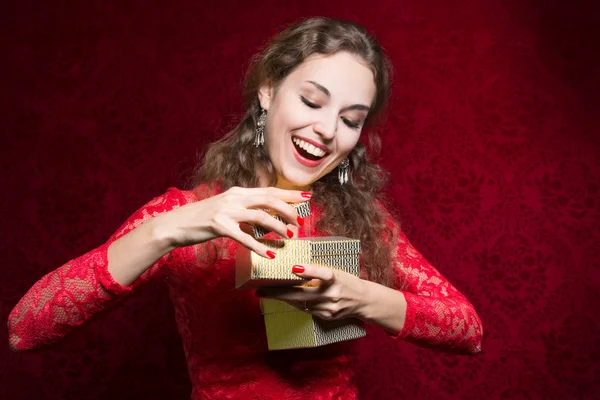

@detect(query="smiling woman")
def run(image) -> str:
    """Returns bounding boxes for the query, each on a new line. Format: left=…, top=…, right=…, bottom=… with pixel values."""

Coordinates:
left=196, top=19, right=396, bottom=287
left=258, top=52, right=374, bottom=189
left=8, top=17, right=483, bottom=400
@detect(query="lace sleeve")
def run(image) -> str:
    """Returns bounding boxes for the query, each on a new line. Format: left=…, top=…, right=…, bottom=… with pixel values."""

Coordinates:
left=7, top=187, right=194, bottom=351
left=384, top=214, right=483, bottom=355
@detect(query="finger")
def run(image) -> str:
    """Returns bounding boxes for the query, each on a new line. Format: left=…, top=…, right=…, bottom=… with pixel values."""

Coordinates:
left=302, top=300, right=331, bottom=312
left=244, top=194, right=302, bottom=227
left=310, top=310, right=337, bottom=321
left=228, top=229, right=278, bottom=259
left=282, top=300, right=306, bottom=312
left=231, top=186, right=311, bottom=203
left=291, top=264, right=335, bottom=284
left=264, top=187, right=312, bottom=203
left=282, top=300, right=328, bottom=313
left=242, top=209, right=292, bottom=238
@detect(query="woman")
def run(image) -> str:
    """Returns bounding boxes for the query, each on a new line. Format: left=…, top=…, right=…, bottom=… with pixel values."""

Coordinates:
left=8, top=17, right=483, bottom=399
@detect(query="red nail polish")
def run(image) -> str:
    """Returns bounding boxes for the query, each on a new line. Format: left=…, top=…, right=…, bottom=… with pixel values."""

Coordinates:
left=287, top=229, right=294, bottom=238
left=301, top=192, right=312, bottom=199
left=266, top=251, right=276, bottom=259
left=297, top=216, right=304, bottom=226
left=292, top=265, right=305, bottom=273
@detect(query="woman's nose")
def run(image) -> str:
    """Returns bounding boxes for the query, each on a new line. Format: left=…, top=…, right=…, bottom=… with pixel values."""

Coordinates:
left=313, top=115, right=337, bottom=139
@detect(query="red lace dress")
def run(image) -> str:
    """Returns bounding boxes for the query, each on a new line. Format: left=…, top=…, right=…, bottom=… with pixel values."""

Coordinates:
left=8, top=184, right=483, bottom=400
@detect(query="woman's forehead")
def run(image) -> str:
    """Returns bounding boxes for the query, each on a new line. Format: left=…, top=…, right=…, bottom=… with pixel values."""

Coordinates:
left=284, top=52, right=376, bottom=103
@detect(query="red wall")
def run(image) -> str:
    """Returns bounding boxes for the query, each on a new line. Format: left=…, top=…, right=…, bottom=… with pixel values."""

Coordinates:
left=1, top=0, right=598, bottom=398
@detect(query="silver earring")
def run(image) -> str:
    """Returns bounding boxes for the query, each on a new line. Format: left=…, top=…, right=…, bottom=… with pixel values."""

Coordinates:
left=254, top=108, right=266, bottom=147
left=338, top=158, right=350, bottom=185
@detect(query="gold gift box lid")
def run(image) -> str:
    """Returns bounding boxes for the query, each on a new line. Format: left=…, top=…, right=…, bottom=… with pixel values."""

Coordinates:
left=235, top=236, right=361, bottom=289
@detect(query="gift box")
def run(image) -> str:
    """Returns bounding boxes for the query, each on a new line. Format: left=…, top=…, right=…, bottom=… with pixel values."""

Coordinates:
left=235, top=236, right=366, bottom=350
left=235, top=236, right=360, bottom=289
left=260, top=298, right=366, bottom=350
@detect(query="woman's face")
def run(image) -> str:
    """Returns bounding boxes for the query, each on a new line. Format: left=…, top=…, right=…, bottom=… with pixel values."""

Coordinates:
left=258, top=51, right=376, bottom=190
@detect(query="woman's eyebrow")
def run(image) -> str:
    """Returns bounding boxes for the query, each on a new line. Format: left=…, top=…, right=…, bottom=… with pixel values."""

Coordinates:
left=306, top=80, right=331, bottom=97
left=305, top=80, right=371, bottom=112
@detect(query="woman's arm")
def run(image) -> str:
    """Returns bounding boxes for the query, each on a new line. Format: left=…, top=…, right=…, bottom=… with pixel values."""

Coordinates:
left=8, top=185, right=309, bottom=352
left=7, top=187, right=193, bottom=352
left=258, top=233, right=482, bottom=355
left=359, top=227, right=483, bottom=355
left=357, top=280, right=408, bottom=336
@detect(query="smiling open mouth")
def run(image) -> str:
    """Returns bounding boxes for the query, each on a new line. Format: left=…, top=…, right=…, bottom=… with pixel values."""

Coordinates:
left=292, top=137, right=328, bottom=161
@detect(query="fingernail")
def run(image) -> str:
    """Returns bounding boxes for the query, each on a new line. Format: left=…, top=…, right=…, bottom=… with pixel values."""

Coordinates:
left=287, top=229, right=294, bottom=238
left=301, top=192, right=312, bottom=199
left=266, top=251, right=276, bottom=259
left=297, top=216, right=304, bottom=226
left=292, top=265, right=305, bottom=273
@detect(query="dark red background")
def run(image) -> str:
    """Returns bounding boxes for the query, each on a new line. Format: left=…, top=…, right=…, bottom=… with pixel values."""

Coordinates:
left=1, top=0, right=599, bottom=399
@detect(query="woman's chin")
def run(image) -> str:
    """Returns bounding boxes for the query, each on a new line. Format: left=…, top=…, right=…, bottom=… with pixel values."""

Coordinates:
left=276, top=172, right=320, bottom=190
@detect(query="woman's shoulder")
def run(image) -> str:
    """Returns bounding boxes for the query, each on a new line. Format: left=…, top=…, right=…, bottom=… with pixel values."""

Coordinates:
left=163, top=181, right=223, bottom=205
left=373, top=198, right=400, bottom=227
left=189, top=181, right=223, bottom=201
left=134, top=182, right=221, bottom=215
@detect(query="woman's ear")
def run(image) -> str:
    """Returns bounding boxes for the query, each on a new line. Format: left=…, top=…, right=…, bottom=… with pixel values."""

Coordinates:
left=258, top=82, right=274, bottom=111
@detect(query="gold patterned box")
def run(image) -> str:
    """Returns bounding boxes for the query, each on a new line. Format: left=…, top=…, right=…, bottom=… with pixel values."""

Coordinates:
left=260, top=298, right=366, bottom=350
left=235, top=236, right=360, bottom=289
left=235, top=236, right=366, bottom=350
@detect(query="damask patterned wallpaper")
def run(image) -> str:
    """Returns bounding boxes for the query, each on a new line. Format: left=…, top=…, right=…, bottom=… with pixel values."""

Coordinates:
left=1, top=0, right=598, bottom=399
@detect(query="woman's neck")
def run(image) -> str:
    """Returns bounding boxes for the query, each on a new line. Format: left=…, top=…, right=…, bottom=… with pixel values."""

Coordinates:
left=256, top=168, right=310, bottom=191
left=275, top=179, right=310, bottom=191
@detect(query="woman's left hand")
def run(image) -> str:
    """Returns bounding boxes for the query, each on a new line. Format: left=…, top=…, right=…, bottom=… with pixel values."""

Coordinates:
left=255, top=265, right=367, bottom=321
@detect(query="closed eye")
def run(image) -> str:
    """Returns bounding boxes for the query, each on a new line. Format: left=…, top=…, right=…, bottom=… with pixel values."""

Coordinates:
left=342, top=117, right=361, bottom=130
left=301, top=96, right=361, bottom=130
left=300, top=96, right=320, bottom=109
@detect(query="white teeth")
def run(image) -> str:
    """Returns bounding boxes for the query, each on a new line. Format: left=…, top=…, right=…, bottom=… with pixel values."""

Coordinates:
left=292, top=137, right=326, bottom=157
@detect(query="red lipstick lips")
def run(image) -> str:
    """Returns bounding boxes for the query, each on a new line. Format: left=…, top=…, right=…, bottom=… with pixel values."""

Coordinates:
left=291, top=136, right=328, bottom=167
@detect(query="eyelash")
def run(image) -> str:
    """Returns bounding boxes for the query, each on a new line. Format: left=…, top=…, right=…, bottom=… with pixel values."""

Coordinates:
left=300, top=96, right=361, bottom=130
left=300, top=96, right=320, bottom=109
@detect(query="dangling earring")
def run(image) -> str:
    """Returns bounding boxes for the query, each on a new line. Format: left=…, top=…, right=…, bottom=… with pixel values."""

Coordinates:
left=338, top=158, right=350, bottom=185
left=254, top=108, right=266, bottom=147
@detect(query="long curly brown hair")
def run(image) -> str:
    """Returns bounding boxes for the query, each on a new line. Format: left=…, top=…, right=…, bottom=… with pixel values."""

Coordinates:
left=189, top=17, right=396, bottom=287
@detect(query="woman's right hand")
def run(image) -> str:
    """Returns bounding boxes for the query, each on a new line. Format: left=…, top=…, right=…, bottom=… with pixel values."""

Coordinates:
left=154, top=186, right=311, bottom=258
